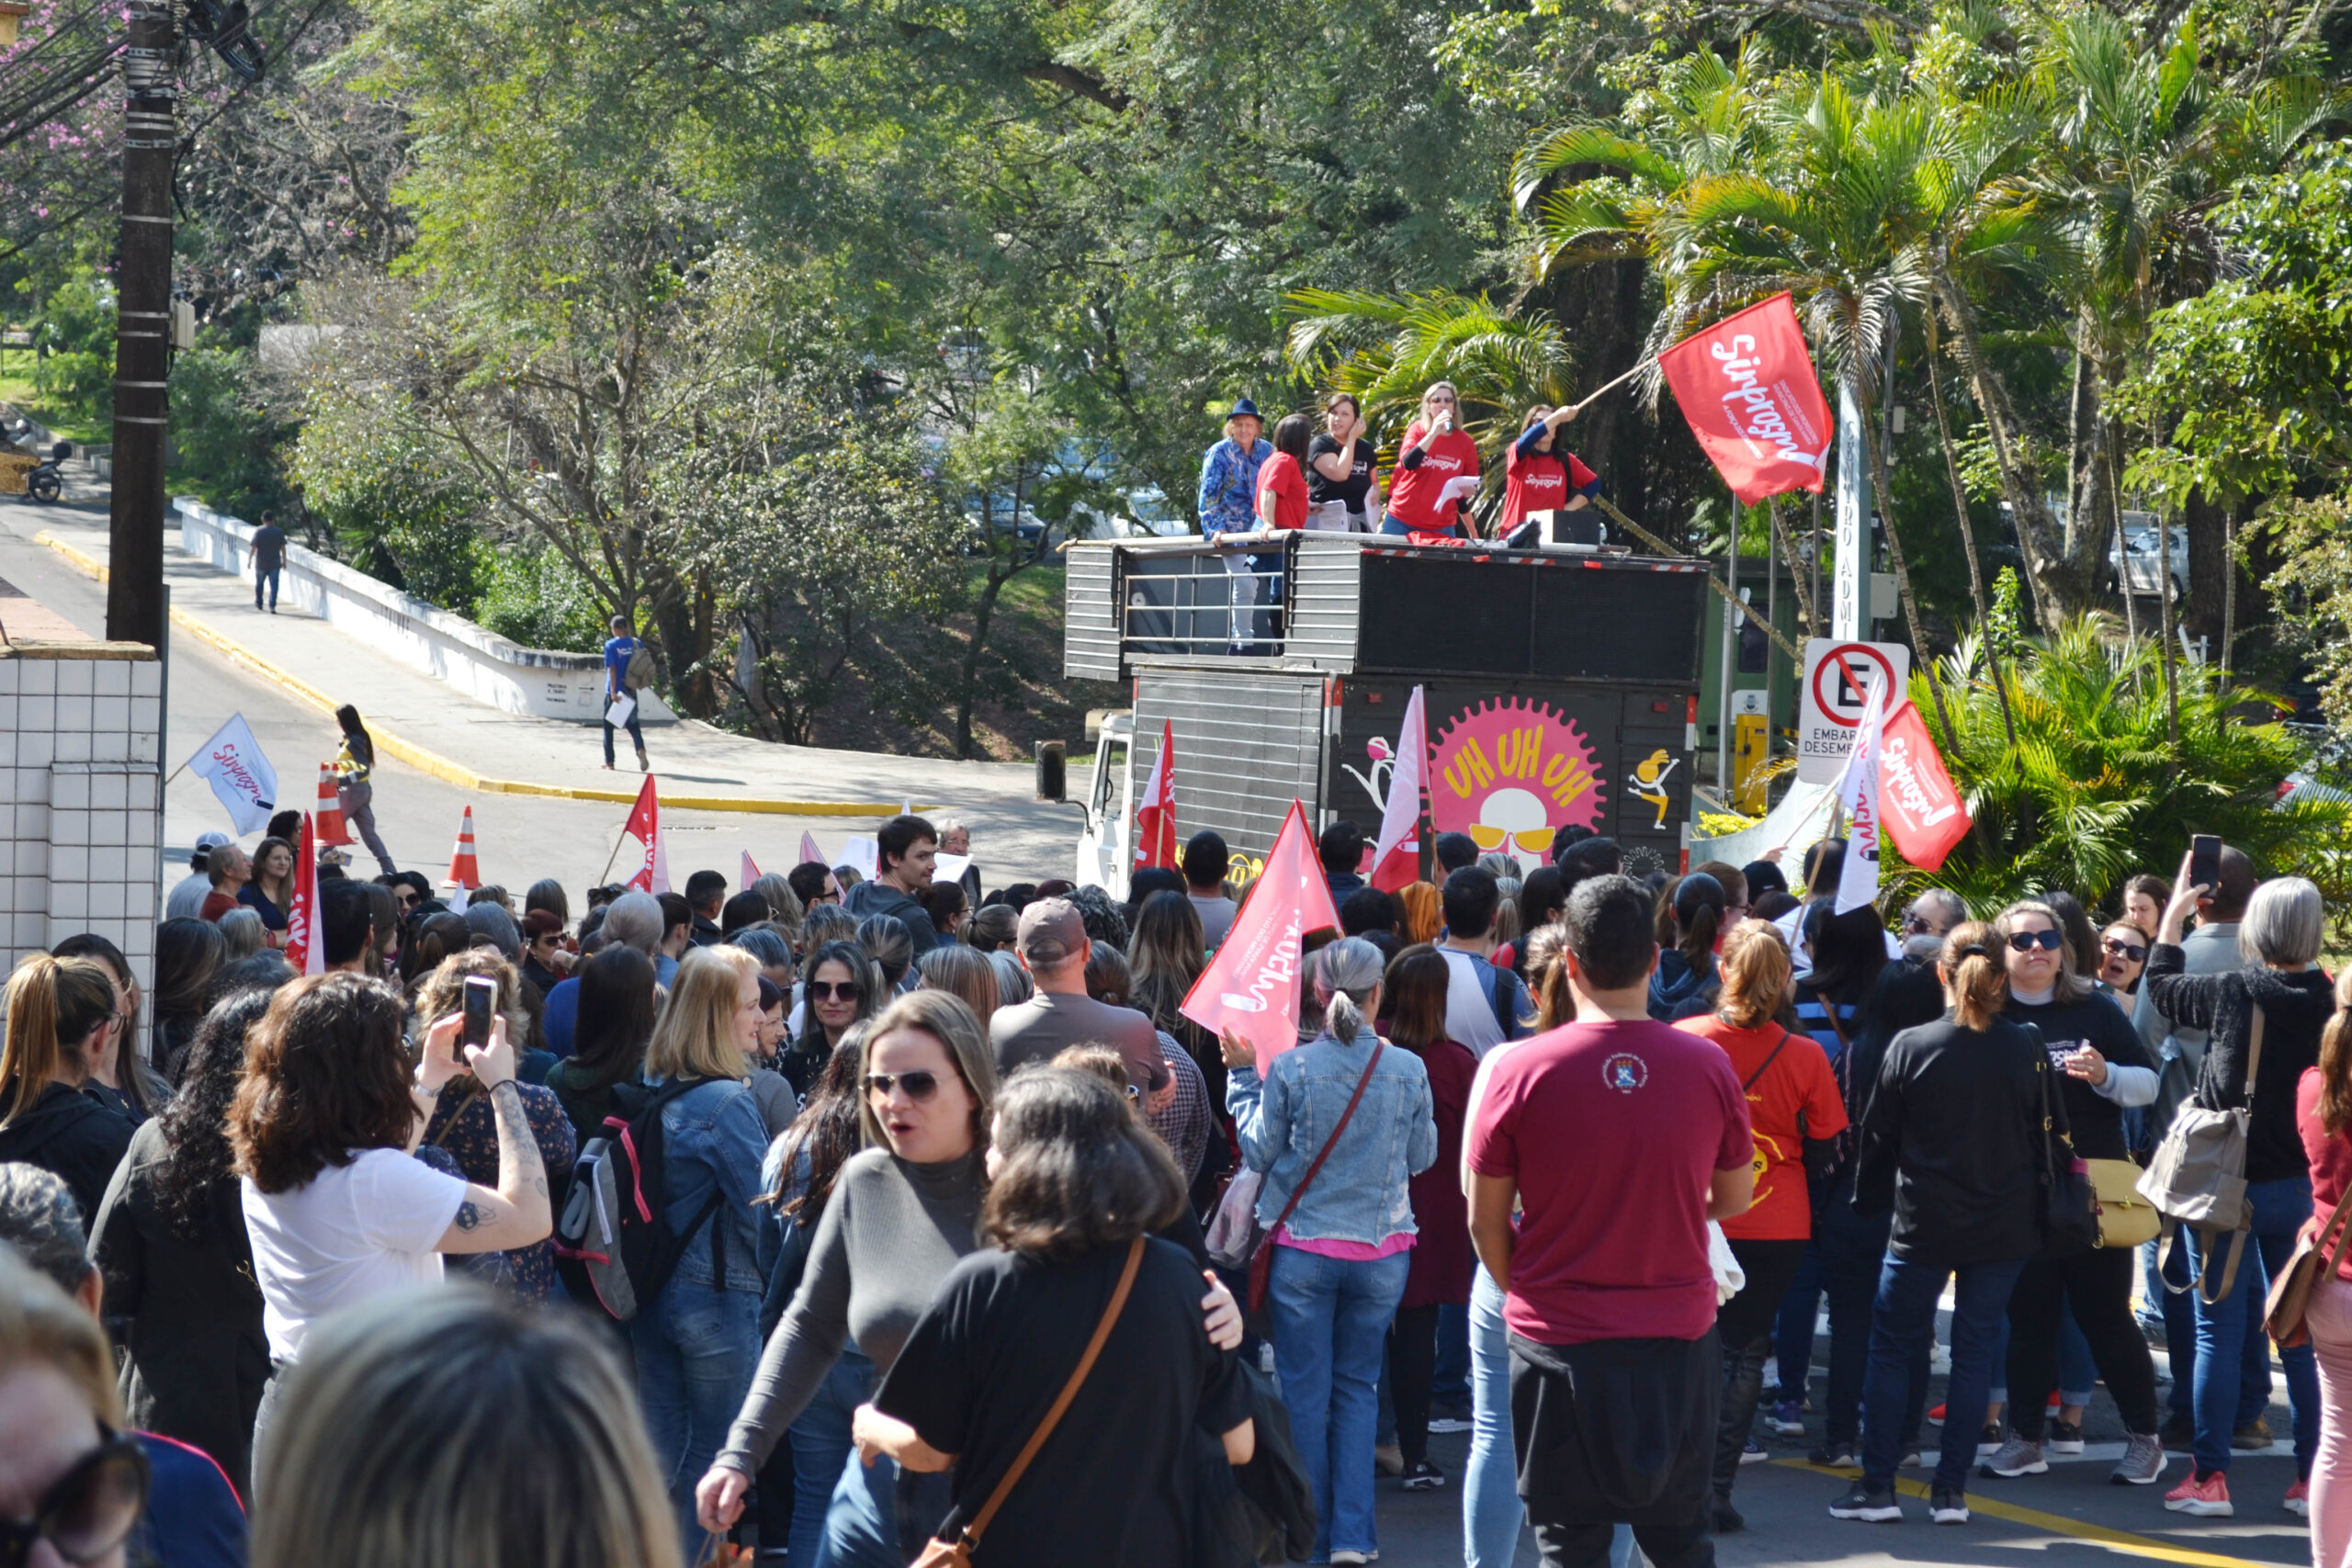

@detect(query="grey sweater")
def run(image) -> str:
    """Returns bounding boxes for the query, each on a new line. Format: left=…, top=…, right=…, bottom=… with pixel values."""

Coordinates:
left=716, top=1145, right=986, bottom=1474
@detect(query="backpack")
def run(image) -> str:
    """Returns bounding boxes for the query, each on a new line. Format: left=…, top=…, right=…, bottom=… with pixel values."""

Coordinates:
left=623, top=639, right=656, bottom=691
left=554, top=1077, right=727, bottom=1321
left=2138, top=1004, right=2265, bottom=1303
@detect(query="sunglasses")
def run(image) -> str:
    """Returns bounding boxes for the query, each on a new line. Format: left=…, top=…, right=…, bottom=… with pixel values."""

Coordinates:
left=2007, top=929, right=2066, bottom=954
left=865, top=1070, right=940, bottom=1101
left=2102, top=937, right=2149, bottom=962
left=1428, top=395, right=1457, bottom=405
left=1, top=1427, right=149, bottom=1568
left=807, top=981, right=864, bottom=1003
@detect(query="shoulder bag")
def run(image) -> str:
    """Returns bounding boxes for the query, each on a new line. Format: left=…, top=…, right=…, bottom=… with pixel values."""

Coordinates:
left=2267, top=1194, right=2352, bottom=1349
left=1247, top=1041, right=1387, bottom=1313
left=2035, top=1044, right=2099, bottom=1260
left=2137, top=1003, right=2264, bottom=1303
left=911, top=1236, right=1146, bottom=1568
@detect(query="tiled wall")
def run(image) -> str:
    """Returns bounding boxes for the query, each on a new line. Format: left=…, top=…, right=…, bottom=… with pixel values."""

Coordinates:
left=0, top=652, right=164, bottom=989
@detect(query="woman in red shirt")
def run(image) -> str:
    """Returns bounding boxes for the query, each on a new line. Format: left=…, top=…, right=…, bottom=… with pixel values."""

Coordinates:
left=1501, top=404, right=1602, bottom=536
left=1676, top=919, right=1847, bottom=1530
left=1382, top=382, right=1481, bottom=537
left=1254, top=412, right=1313, bottom=534
left=2298, top=968, right=2352, bottom=1565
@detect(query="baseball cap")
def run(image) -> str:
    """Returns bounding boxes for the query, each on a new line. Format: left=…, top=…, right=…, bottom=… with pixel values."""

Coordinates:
left=194, top=830, right=232, bottom=851
left=1016, top=897, right=1087, bottom=968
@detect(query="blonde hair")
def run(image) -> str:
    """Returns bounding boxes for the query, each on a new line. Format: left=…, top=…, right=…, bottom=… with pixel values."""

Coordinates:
left=1524, top=923, right=1576, bottom=1029
left=0, top=954, right=117, bottom=1126
left=1051, top=1043, right=1136, bottom=1103
left=1420, top=380, right=1460, bottom=424
left=1942, top=921, right=2007, bottom=1032
left=0, top=1244, right=119, bottom=1425
left=1714, top=921, right=1792, bottom=1030
left=1996, top=899, right=2094, bottom=1003
left=645, top=946, right=759, bottom=1083
left=857, top=990, right=998, bottom=1151
left=251, top=1287, right=680, bottom=1568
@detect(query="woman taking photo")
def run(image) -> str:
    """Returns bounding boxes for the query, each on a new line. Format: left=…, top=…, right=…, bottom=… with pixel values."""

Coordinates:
left=91, top=989, right=274, bottom=1498
left=0, top=954, right=138, bottom=1224
left=1383, top=382, right=1480, bottom=538
left=1981, top=899, right=2165, bottom=1486
left=1222, top=936, right=1437, bottom=1567
left=1499, top=404, right=1602, bottom=537
left=857, top=1066, right=1254, bottom=1568
left=332, top=705, right=396, bottom=875
left=1308, top=394, right=1378, bottom=531
left=239, top=836, right=296, bottom=941
left=2295, top=969, right=2352, bottom=1562
left=1831, top=923, right=2051, bottom=1528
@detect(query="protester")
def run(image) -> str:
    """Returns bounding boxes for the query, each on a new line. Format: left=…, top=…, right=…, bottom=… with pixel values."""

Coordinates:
left=168, top=832, right=233, bottom=919
left=0, top=954, right=137, bottom=1225
left=859, top=1066, right=1254, bottom=1568
left=90, top=989, right=275, bottom=1499
left=788, top=861, right=842, bottom=912
left=1834, top=922, right=2047, bottom=1526
left=1196, top=400, right=1275, bottom=651
left=1385, top=381, right=1480, bottom=537
left=1322, top=818, right=1368, bottom=898
left=993, top=897, right=1170, bottom=1098
left=656, top=893, right=695, bottom=981
left=2143, top=865, right=2332, bottom=1517
left=2123, top=873, right=2172, bottom=940
left=918, top=879, right=968, bottom=944
left=197, top=842, right=250, bottom=923
left=602, top=615, right=650, bottom=772
left=1981, top=900, right=2166, bottom=1486
left=1085, top=940, right=1210, bottom=1183
left=1467, top=874, right=1753, bottom=1565
left=856, top=913, right=916, bottom=996
left=1499, top=403, right=1601, bottom=536
left=1649, top=871, right=1728, bottom=1021
left=50, top=932, right=167, bottom=1126
left=750, top=870, right=806, bottom=936
left=2097, top=919, right=2151, bottom=997
left=1435, top=867, right=1532, bottom=1056
left=799, top=938, right=885, bottom=1059
left=2295, top=967, right=2352, bottom=1563
left=238, top=835, right=295, bottom=938
left=1222, top=937, right=1438, bottom=1566
left=1674, top=921, right=1847, bottom=1528
left=332, top=705, right=396, bottom=875
left=1307, top=393, right=1379, bottom=530
left=917, top=942, right=1001, bottom=1026
left=1256, top=412, right=1314, bottom=535
left=251, top=1287, right=682, bottom=1568
left=1396, top=880, right=1442, bottom=945
left=1183, top=830, right=1238, bottom=948
left=938, top=820, right=984, bottom=907
left=518, top=908, right=569, bottom=995
left=842, top=815, right=944, bottom=954
left=543, top=947, right=658, bottom=1148
left=966, top=902, right=1019, bottom=955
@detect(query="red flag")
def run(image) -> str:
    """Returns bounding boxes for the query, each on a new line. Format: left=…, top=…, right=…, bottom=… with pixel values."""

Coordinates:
left=622, top=776, right=671, bottom=895
left=1133, top=720, right=1178, bottom=874
left=282, top=815, right=325, bottom=976
left=1657, top=293, right=1834, bottom=505
left=1876, top=701, right=1972, bottom=872
left=1368, top=686, right=1427, bottom=893
left=1180, top=802, right=1341, bottom=1072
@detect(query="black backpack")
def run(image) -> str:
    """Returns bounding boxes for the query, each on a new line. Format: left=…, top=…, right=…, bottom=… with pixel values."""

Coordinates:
left=554, top=1077, right=727, bottom=1321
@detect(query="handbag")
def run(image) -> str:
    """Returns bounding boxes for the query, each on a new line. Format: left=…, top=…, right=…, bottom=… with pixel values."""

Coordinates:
left=910, top=1236, right=1146, bottom=1568
left=1204, top=1168, right=1265, bottom=1271
left=2034, top=1049, right=2098, bottom=1260
left=2138, top=1005, right=2265, bottom=1303
left=2086, top=1156, right=2161, bottom=1249
left=1247, top=1042, right=1386, bottom=1313
left=2267, top=1197, right=2352, bottom=1349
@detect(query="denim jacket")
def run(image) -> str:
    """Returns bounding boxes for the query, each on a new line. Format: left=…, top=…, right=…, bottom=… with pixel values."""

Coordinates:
left=1227, top=1027, right=1437, bottom=1246
left=654, top=1077, right=770, bottom=1293
left=1196, top=436, right=1273, bottom=537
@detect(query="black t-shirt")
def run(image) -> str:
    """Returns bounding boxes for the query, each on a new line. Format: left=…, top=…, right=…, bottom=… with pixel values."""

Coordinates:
left=2004, top=990, right=2151, bottom=1162
left=1306, top=434, right=1374, bottom=511
left=876, top=1236, right=1247, bottom=1568
left=251, top=524, right=287, bottom=570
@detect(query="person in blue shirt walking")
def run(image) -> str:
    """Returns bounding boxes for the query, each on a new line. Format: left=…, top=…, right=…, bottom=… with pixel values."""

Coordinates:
left=1196, top=399, right=1276, bottom=655
left=603, top=615, right=650, bottom=772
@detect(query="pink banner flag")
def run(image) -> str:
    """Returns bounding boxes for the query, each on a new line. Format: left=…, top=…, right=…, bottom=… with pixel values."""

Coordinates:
left=282, top=815, right=325, bottom=976
left=741, top=850, right=762, bottom=889
left=798, top=831, right=826, bottom=869
left=1657, top=293, right=1835, bottom=505
left=1368, top=686, right=1427, bottom=892
left=1181, top=802, right=1340, bottom=1072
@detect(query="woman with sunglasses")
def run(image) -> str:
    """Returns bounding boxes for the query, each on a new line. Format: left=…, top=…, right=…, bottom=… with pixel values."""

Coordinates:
left=797, top=939, right=883, bottom=1054
left=2098, top=921, right=2151, bottom=995
left=0, top=1246, right=158, bottom=1568
left=1979, top=900, right=2166, bottom=1486
left=1383, top=381, right=1481, bottom=538
left=0, top=955, right=138, bottom=1226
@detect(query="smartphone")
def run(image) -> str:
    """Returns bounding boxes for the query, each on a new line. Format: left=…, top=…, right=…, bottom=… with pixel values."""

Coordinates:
left=2188, top=834, right=2222, bottom=897
left=460, top=974, right=496, bottom=1049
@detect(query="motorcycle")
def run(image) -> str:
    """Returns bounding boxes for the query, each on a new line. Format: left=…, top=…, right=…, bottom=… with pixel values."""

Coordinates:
left=26, top=455, right=62, bottom=502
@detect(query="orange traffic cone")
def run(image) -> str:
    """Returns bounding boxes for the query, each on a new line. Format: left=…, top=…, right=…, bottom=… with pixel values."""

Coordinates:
left=445, top=807, right=481, bottom=890
left=314, top=764, right=352, bottom=846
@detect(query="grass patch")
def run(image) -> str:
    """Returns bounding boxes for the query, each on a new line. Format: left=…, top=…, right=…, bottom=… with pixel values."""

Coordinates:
left=0, top=345, right=109, bottom=446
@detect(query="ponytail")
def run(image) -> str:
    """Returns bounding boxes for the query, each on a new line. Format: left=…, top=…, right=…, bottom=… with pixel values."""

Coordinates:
left=0, top=954, right=116, bottom=1124
left=1941, top=922, right=2006, bottom=1032
left=1668, top=872, right=1728, bottom=971
left=1315, top=937, right=1385, bottom=1043
left=1680, top=903, right=1722, bottom=969
left=2319, top=969, right=2352, bottom=1136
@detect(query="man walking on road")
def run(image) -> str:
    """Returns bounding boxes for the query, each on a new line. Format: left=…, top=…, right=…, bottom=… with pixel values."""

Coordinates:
left=602, top=615, right=649, bottom=773
left=246, top=512, right=288, bottom=613
left=842, top=814, right=943, bottom=953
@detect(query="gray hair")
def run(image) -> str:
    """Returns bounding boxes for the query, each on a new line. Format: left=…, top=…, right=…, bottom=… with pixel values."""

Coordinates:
left=216, top=906, right=266, bottom=961
left=989, top=949, right=1034, bottom=1006
left=1316, top=936, right=1386, bottom=1043
left=2241, top=877, right=2324, bottom=968
left=803, top=903, right=858, bottom=950
left=600, top=893, right=664, bottom=956
left=217, top=951, right=296, bottom=998
left=1476, top=852, right=1517, bottom=882
left=0, top=1163, right=88, bottom=1296
left=727, top=927, right=793, bottom=975
left=464, top=901, right=523, bottom=963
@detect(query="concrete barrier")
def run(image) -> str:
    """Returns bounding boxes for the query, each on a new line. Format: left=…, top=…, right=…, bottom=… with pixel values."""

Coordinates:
left=172, top=497, right=675, bottom=725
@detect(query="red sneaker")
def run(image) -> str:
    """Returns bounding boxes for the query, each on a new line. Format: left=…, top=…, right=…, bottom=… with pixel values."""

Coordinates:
left=2286, top=1479, right=2311, bottom=1517
left=1928, top=1403, right=1946, bottom=1426
left=2165, top=1471, right=2233, bottom=1517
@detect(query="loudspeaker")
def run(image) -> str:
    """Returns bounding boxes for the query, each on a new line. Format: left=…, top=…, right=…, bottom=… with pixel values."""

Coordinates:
left=1530, top=508, right=1606, bottom=552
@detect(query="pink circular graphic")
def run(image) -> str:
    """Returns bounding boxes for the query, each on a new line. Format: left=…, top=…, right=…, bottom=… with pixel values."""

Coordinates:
left=1428, top=698, right=1608, bottom=874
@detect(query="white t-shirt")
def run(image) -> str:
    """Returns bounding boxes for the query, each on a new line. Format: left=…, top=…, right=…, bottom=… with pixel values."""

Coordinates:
left=1439, top=947, right=1508, bottom=1058
left=243, top=1147, right=468, bottom=1361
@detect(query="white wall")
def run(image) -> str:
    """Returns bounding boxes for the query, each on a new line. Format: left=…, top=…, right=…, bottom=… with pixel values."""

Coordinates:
left=173, top=498, right=675, bottom=726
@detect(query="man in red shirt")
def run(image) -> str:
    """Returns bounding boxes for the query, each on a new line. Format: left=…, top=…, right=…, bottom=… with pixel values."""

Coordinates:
left=1468, top=874, right=1753, bottom=1568
left=196, top=841, right=251, bottom=923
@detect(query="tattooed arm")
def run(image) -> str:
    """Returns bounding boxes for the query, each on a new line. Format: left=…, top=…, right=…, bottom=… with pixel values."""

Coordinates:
left=435, top=1019, right=554, bottom=1254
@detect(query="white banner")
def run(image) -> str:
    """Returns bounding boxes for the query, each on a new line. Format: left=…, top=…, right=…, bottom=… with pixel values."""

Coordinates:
left=1835, top=672, right=1890, bottom=914
left=184, top=714, right=278, bottom=835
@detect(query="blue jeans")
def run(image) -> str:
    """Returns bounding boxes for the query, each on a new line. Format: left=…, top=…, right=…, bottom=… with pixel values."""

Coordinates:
left=2179, top=1175, right=2320, bottom=1473
left=630, top=1281, right=761, bottom=1562
left=1466, top=1269, right=1522, bottom=1568
left=604, top=688, right=646, bottom=765
left=255, top=566, right=279, bottom=609
left=2057, top=1302, right=2097, bottom=1408
left=1268, top=1245, right=1409, bottom=1562
left=790, top=1348, right=871, bottom=1566
left=1862, top=1254, right=2025, bottom=1495
left=1781, top=1199, right=1909, bottom=1446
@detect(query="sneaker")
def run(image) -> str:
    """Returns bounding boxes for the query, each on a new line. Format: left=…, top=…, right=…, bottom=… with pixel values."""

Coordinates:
left=2161, top=1412, right=2195, bottom=1448
left=2165, top=1470, right=2233, bottom=1517
left=1769, top=1399, right=1806, bottom=1436
left=1928, top=1401, right=1946, bottom=1427
left=1809, top=1441, right=1860, bottom=1468
left=2048, top=1418, right=2086, bottom=1456
left=636, top=750, right=650, bottom=773
left=1401, top=1459, right=1446, bottom=1491
left=1829, top=1482, right=1903, bottom=1522
left=1761, top=1357, right=1780, bottom=1390
left=1899, top=1447, right=1923, bottom=1469
left=2233, top=1416, right=2274, bottom=1450
left=1373, top=1443, right=1404, bottom=1478
left=1711, top=1496, right=1746, bottom=1533
left=1428, top=1397, right=1472, bottom=1434
left=1329, top=1553, right=1375, bottom=1566
left=1930, top=1485, right=1970, bottom=1525
left=1426, top=1417, right=1471, bottom=1435
left=2112, top=1432, right=2165, bottom=1486
left=1982, top=1435, right=2048, bottom=1478
left=1739, top=1439, right=1770, bottom=1466
left=2287, top=1479, right=2312, bottom=1517
left=1977, top=1422, right=2005, bottom=1460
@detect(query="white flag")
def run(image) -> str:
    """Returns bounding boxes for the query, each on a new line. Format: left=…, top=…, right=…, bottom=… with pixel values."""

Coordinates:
left=184, top=714, right=278, bottom=835
left=1368, top=686, right=1427, bottom=893
left=1836, top=673, right=1890, bottom=914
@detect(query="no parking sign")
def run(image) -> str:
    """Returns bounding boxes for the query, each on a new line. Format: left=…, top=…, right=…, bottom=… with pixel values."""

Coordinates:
left=1797, top=638, right=1909, bottom=784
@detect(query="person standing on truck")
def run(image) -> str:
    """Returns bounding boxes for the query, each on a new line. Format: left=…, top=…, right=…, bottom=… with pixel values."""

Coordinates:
left=1197, top=400, right=1276, bottom=655
left=1501, top=405, right=1603, bottom=539
left=1308, top=394, right=1379, bottom=531
left=602, top=615, right=650, bottom=773
left=1383, top=382, right=1480, bottom=538
left=246, top=511, right=288, bottom=613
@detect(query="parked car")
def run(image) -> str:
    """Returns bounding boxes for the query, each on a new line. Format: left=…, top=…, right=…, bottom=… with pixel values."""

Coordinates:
left=2106, top=513, right=2188, bottom=597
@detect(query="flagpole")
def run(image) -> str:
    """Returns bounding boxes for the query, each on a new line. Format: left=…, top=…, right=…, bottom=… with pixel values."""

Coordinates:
left=1566, top=354, right=1661, bottom=414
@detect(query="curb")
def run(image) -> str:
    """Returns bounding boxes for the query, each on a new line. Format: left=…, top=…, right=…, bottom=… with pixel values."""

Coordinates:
left=35, top=532, right=925, bottom=818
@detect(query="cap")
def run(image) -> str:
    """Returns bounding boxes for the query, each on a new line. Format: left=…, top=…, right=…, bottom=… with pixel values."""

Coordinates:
left=1016, top=897, right=1087, bottom=968
left=1228, top=398, right=1260, bottom=422
left=195, top=830, right=232, bottom=850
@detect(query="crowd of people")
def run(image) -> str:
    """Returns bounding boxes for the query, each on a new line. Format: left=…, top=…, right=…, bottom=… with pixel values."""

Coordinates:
left=3, top=800, right=2351, bottom=1568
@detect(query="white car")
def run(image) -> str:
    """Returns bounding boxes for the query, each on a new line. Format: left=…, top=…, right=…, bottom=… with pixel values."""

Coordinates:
left=2108, top=514, right=2188, bottom=597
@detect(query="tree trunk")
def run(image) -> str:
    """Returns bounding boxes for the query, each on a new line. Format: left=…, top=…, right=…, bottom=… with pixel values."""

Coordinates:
left=2066, top=335, right=2104, bottom=562
left=2157, top=508, right=2179, bottom=748
left=1925, top=331, right=2018, bottom=748
left=955, top=565, right=1009, bottom=761
left=2181, top=487, right=2229, bottom=657
left=1931, top=265, right=2066, bottom=629
left=1860, top=405, right=1958, bottom=748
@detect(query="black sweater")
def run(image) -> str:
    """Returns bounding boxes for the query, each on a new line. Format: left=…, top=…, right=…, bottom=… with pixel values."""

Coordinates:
left=1853, top=1017, right=2056, bottom=1264
left=0, top=1081, right=136, bottom=1228
left=2143, top=945, right=2334, bottom=1184
left=2004, top=990, right=2152, bottom=1163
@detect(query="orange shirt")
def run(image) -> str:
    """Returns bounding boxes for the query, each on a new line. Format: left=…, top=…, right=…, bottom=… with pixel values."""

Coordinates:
left=1674, top=1014, right=1849, bottom=1240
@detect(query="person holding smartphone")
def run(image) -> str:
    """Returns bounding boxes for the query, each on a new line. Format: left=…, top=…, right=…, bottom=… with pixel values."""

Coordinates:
left=1382, top=381, right=1481, bottom=538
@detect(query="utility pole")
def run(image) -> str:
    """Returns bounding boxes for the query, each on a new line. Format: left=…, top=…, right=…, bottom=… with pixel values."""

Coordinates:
left=106, top=0, right=175, bottom=649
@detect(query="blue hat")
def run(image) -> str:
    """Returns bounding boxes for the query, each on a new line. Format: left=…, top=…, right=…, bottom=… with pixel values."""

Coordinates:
left=1228, top=399, right=1261, bottom=421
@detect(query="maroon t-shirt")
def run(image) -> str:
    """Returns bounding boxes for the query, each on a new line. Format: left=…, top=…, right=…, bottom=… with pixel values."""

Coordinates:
left=1468, top=1017, right=1750, bottom=1346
